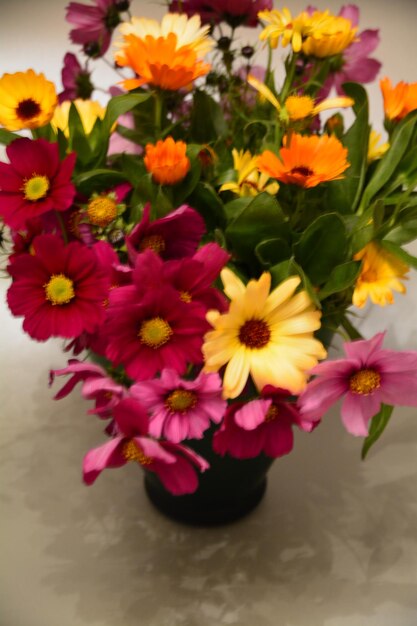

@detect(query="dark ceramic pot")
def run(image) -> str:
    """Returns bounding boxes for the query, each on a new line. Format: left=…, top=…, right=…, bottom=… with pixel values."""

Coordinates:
left=144, top=426, right=274, bottom=526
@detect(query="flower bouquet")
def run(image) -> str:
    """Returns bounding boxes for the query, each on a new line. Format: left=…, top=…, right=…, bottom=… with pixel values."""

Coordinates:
left=1, top=1, right=417, bottom=524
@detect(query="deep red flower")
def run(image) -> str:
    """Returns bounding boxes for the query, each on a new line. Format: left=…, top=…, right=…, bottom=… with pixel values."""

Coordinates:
left=169, top=0, right=272, bottom=27
left=0, top=138, right=76, bottom=230
left=7, top=234, right=110, bottom=341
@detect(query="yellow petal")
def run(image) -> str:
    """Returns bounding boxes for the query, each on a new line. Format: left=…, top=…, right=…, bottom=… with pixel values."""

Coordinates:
left=247, top=74, right=281, bottom=111
left=222, top=348, right=251, bottom=399
left=264, top=276, right=301, bottom=317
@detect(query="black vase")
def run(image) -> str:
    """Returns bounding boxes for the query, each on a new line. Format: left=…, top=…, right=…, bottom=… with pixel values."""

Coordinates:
left=144, top=426, right=274, bottom=526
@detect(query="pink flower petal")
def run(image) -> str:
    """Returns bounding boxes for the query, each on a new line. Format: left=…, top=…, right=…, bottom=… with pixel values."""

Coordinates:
left=341, top=392, right=381, bottom=436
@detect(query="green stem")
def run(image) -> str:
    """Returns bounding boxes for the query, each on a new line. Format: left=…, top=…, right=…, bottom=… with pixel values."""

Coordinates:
left=341, top=314, right=364, bottom=341
left=153, top=91, right=163, bottom=138
left=55, top=211, right=68, bottom=245
left=280, top=52, right=298, bottom=103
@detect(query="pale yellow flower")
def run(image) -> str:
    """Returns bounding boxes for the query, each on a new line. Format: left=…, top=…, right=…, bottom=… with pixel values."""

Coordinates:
left=203, top=270, right=326, bottom=399
left=51, top=99, right=106, bottom=137
left=367, top=130, right=389, bottom=163
left=219, top=149, right=279, bottom=197
left=302, top=11, right=357, bottom=58
left=353, top=242, right=409, bottom=308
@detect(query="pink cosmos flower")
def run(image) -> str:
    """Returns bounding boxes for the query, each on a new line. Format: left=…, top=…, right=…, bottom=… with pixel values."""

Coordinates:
left=169, top=0, right=272, bottom=27
left=104, top=270, right=209, bottom=380
left=83, top=398, right=209, bottom=494
left=317, top=4, right=381, bottom=97
left=131, top=369, right=226, bottom=443
left=298, top=332, right=417, bottom=436
left=50, top=358, right=127, bottom=418
left=132, top=245, right=229, bottom=312
left=66, top=0, right=128, bottom=57
left=0, top=138, right=76, bottom=230
left=7, top=234, right=110, bottom=341
left=213, top=386, right=313, bottom=459
left=59, top=53, right=94, bottom=103
left=125, top=203, right=205, bottom=265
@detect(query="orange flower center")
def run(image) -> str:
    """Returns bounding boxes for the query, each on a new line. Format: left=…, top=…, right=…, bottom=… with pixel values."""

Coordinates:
left=16, top=98, right=41, bottom=120
left=239, top=319, right=271, bottom=349
left=139, top=234, right=166, bottom=254
left=349, top=369, right=381, bottom=395
left=138, top=317, right=173, bottom=348
left=23, top=175, right=50, bottom=201
left=265, top=404, right=279, bottom=422
left=44, top=274, right=75, bottom=305
left=87, top=196, right=118, bottom=227
left=165, top=389, right=197, bottom=413
left=122, top=440, right=152, bottom=465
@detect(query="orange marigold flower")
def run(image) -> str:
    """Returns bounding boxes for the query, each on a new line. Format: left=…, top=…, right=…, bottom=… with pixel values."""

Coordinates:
left=0, top=69, right=57, bottom=131
left=115, top=14, right=213, bottom=91
left=380, top=77, right=417, bottom=121
left=257, top=133, right=349, bottom=188
left=144, top=137, right=191, bottom=185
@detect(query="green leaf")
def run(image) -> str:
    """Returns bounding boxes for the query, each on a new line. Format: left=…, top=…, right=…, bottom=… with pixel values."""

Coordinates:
left=361, top=404, right=394, bottom=459
left=172, top=144, right=202, bottom=205
left=225, top=193, right=289, bottom=267
left=359, top=109, right=417, bottom=212
left=0, top=128, right=19, bottom=145
left=294, top=213, right=348, bottom=285
left=102, top=93, right=150, bottom=136
left=380, top=239, right=417, bottom=269
left=190, top=90, right=227, bottom=143
left=73, top=168, right=130, bottom=188
left=188, top=182, right=226, bottom=231
left=384, top=205, right=417, bottom=245
left=318, top=261, right=362, bottom=300
left=255, top=238, right=291, bottom=267
left=326, top=83, right=370, bottom=213
left=269, top=258, right=294, bottom=286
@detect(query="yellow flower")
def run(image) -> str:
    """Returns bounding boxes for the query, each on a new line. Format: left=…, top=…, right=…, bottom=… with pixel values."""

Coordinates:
left=0, top=69, right=57, bottom=131
left=219, top=149, right=279, bottom=197
left=247, top=75, right=353, bottom=122
left=51, top=99, right=106, bottom=137
left=353, top=242, right=409, bottom=308
left=302, top=11, right=357, bottom=58
left=258, top=8, right=311, bottom=52
left=367, top=130, right=389, bottom=163
left=203, top=270, right=326, bottom=399
left=115, top=13, right=214, bottom=91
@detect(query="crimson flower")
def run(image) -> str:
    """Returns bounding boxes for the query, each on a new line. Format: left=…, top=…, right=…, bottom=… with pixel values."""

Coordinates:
left=213, top=386, right=313, bottom=459
left=0, top=138, right=76, bottom=230
left=7, top=234, right=110, bottom=341
left=83, top=398, right=209, bottom=494
left=169, top=0, right=272, bottom=28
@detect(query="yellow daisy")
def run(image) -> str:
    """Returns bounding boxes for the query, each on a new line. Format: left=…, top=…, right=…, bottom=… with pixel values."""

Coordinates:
left=51, top=99, right=106, bottom=137
left=302, top=11, right=357, bottom=58
left=203, top=270, right=326, bottom=399
left=258, top=8, right=310, bottom=52
left=367, top=130, right=389, bottom=163
left=0, top=69, right=57, bottom=131
left=353, top=242, right=409, bottom=308
left=219, top=149, right=279, bottom=197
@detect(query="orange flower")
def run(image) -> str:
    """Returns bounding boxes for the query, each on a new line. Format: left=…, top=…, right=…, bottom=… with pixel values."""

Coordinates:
left=380, top=77, right=417, bottom=121
left=257, top=133, right=349, bottom=188
left=115, top=14, right=213, bottom=91
left=144, top=137, right=190, bottom=185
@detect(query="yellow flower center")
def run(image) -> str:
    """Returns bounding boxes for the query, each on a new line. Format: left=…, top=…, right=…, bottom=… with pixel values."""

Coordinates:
left=165, top=389, right=197, bottom=413
left=23, top=175, right=50, bottom=201
left=180, top=291, right=192, bottom=303
left=265, top=404, right=279, bottom=422
left=138, top=317, right=173, bottom=348
left=16, top=98, right=41, bottom=120
left=285, top=95, right=315, bottom=120
left=122, top=440, right=152, bottom=465
left=44, top=274, right=75, bottom=305
left=87, top=196, right=118, bottom=227
left=139, top=234, right=166, bottom=255
left=349, top=369, right=381, bottom=395
left=239, top=318, right=271, bottom=349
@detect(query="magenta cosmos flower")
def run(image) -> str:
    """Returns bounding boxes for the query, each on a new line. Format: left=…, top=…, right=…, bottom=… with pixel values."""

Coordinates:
left=131, top=369, right=226, bottom=443
left=298, top=332, right=417, bottom=437
left=213, top=386, right=313, bottom=459
left=125, top=203, right=205, bottom=265
left=66, top=0, right=129, bottom=57
left=7, top=234, right=110, bottom=341
left=132, top=245, right=229, bottom=312
left=319, top=4, right=381, bottom=97
left=83, top=398, right=209, bottom=494
left=0, top=138, right=76, bottom=230
left=50, top=358, right=127, bottom=418
left=59, top=53, right=94, bottom=103
left=169, top=0, right=272, bottom=27
left=104, top=265, right=209, bottom=380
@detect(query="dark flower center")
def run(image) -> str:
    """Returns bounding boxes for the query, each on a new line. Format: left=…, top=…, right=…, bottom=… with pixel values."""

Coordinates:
left=239, top=319, right=271, bottom=349
left=290, top=166, right=314, bottom=177
left=105, top=6, right=121, bottom=29
left=75, top=71, right=94, bottom=100
left=16, top=98, right=41, bottom=120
